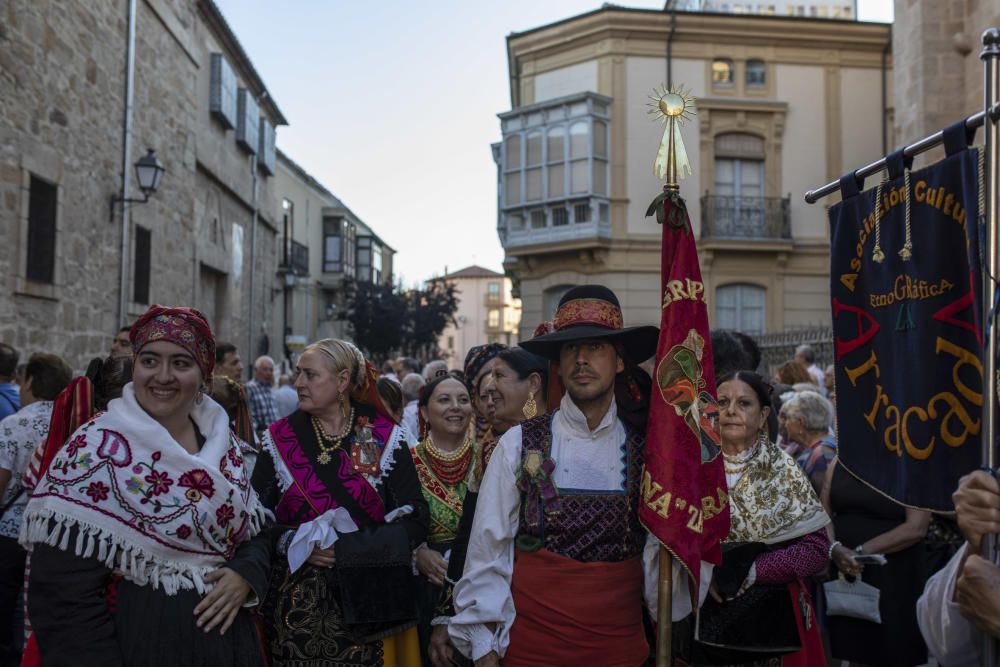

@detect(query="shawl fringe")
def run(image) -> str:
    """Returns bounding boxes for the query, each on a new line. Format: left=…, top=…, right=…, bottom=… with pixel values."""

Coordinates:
left=21, top=501, right=269, bottom=596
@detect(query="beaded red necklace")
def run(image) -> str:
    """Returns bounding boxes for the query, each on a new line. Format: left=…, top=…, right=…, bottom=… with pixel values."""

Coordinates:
left=421, top=435, right=473, bottom=486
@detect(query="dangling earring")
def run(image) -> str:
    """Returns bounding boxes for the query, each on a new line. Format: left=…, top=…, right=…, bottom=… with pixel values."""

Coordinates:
left=522, top=391, right=537, bottom=419
left=340, top=393, right=349, bottom=420
left=195, top=388, right=205, bottom=406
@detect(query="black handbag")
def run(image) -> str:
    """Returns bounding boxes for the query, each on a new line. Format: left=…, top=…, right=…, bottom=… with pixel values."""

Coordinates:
left=694, top=584, right=802, bottom=664
left=334, top=522, right=419, bottom=641
left=693, top=542, right=802, bottom=664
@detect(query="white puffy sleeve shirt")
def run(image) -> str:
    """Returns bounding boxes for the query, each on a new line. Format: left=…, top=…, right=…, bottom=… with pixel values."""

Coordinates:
left=448, top=394, right=713, bottom=661
left=916, top=544, right=980, bottom=667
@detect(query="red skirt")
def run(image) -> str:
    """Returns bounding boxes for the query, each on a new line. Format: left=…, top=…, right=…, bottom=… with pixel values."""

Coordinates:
left=504, top=548, right=648, bottom=667
left=781, top=580, right=825, bottom=667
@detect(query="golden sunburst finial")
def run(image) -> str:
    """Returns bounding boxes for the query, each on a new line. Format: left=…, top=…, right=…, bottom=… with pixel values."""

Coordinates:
left=647, top=84, right=696, bottom=123
left=647, top=84, right=696, bottom=187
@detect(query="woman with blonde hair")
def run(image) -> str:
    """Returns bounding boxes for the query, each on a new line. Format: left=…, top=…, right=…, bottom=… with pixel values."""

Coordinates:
left=251, top=338, right=428, bottom=667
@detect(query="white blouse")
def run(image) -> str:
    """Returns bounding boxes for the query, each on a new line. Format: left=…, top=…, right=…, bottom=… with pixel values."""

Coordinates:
left=448, top=393, right=712, bottom=661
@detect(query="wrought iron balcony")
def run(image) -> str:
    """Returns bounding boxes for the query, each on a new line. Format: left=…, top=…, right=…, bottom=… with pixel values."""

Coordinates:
left=280, top=239, right=310, bottom=276
left=700, top=193, right=791, bottom=241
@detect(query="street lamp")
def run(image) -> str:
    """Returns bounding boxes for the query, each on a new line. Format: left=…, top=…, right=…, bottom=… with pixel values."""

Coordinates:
left=109, top=149, right=166, bottom=221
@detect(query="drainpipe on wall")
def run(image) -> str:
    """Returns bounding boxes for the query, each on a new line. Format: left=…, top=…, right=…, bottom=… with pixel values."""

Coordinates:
left=117, top=0, right=137, bottom=327
left=247, top=152, right=258, bottom=381
left=881, top=25, right=891, bottom=155
left=665, top=0, right=677, bottom=88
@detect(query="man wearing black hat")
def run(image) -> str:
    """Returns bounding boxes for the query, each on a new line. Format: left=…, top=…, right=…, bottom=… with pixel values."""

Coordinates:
left=449, top=286, right=710, bottom=667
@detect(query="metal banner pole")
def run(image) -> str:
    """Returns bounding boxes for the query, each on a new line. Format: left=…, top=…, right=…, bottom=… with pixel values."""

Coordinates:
left=656, top=548, right=673, bottom=666
left=981, top=27, right=1000, bottom=667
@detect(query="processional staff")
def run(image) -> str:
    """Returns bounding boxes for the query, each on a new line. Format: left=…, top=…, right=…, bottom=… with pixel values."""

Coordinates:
left=648, top=83, right=696, bottom=667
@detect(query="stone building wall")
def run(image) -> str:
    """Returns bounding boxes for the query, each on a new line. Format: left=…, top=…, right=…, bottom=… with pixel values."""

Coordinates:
left=0, top=0, right=284, bottom=372
left=893, top=0, right=1000, bottom=151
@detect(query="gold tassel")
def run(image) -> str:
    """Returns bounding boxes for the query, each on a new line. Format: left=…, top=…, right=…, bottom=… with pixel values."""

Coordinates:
left=899, top=169, right=913, bottom=261
left=872, top=177, right=886, bottom=263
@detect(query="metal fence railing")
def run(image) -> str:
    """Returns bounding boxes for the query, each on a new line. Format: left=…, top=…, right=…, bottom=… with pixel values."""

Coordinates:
left=755, top=326, right=834, bottom=378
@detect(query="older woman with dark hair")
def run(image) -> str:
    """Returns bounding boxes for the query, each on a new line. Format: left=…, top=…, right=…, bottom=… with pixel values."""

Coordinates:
left=251, top=338, right=429, bottom=667
left=23, top=306, right=272, bottom=666
left=687, top=370, right=830, bottom=666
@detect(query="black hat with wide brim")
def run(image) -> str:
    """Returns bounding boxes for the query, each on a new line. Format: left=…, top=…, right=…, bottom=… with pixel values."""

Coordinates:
left=520, top=285, right=659, bottom=364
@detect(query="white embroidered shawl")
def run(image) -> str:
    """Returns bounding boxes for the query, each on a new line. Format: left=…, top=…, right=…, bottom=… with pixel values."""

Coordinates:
left=20, top=384, right=269, bottom=594
left=727, top=438, right=830, bottom=545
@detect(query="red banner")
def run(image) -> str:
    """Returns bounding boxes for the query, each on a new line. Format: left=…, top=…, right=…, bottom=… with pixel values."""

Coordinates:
left=639, top=195, right=729, bottom=586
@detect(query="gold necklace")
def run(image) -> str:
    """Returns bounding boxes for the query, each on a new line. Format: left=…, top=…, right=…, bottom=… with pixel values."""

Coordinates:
left=723, top=433, right=766, bottom=475
left=424, top=435, right=472, bottom=462
left=311, top=408, right=355, bottom=465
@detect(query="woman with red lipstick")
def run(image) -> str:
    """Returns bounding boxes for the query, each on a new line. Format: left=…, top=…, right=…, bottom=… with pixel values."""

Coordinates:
left=22, top=305, right=272, bottom=666
left=689, top=370, right=830, bottom=666
left=410, top=375, right=475, bottom=664
left=427, top=347, right=549, bottom=667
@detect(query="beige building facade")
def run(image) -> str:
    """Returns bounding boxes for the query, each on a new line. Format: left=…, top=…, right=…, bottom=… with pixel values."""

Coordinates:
left=273, top=151, right=395, bottom=367
left=0, top=0, right=286, bottom=370
left=437, top=266, right=521, bottom=364
left=496, top=6, right=891, bottom=340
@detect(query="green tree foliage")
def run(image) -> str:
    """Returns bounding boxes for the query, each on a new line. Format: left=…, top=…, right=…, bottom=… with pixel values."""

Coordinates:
left=404, top=278, right=459, bottom=358
left=345, top=282, right=407, bottom=358
left=346, top=279, right=458, bottom=360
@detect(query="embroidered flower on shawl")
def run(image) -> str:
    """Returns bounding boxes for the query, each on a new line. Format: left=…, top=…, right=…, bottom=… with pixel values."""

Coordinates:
left=86, top=481, right=110, bottom=502
left=215, top=504, right=235, bottom=527
left=177, top=469, right=215, bottom=502
left=175, top=524, right=192, bottom=539
left=226, top=447, right=242, bottom=468
left=144, top=470, right=173, bottom=496
left=125, top=477, right=144, bottom=494
left=65, top=433, right=86, bottom=457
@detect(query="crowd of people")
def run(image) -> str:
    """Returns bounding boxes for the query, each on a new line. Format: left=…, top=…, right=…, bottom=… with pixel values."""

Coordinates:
left=0, top=288, right=995, bottom=666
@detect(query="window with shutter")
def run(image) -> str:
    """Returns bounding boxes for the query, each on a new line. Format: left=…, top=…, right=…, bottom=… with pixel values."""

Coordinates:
left=258, top=117, right=276, bottom=174
left=236, top=89, right=259, bottom=154
left=210, top=54, right=237, bottom=128
left=26, top=175, right=57, bottom=285
left=715, top=284, right=766, bottom=334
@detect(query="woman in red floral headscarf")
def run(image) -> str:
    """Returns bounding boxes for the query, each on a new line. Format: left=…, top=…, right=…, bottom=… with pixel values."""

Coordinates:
left=22, top=305, right=272, bottom=667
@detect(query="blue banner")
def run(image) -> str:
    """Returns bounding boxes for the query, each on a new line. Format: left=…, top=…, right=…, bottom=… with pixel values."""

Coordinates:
left=829, top=145, right=983, bottom=511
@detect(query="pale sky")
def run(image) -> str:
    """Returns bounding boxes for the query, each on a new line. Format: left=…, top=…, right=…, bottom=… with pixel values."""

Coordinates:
left=215, top=1, right=893, bottom=286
